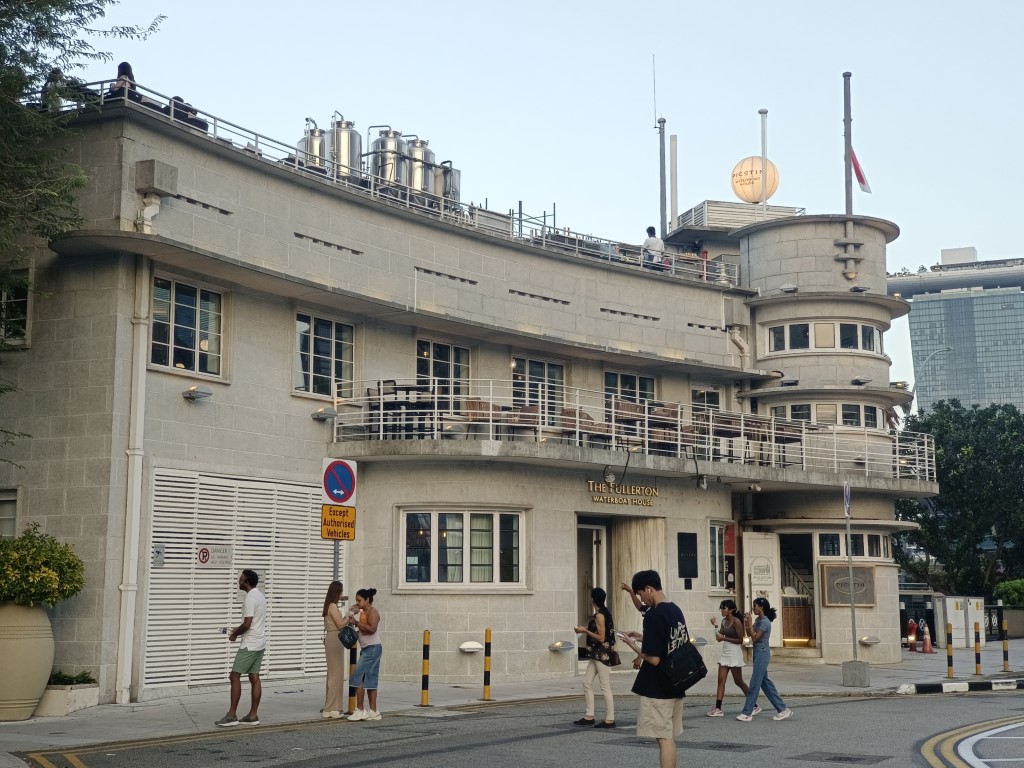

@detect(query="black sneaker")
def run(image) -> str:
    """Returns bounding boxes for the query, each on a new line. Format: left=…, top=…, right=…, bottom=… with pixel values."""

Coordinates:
left=215, top=714, right=239, bottom=727
left=573, top=718, right=596, bottom=726
left=594, top=721, right=616, bottom=729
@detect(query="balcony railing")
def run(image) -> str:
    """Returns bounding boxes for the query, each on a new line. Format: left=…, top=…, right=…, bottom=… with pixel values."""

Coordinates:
left=30, top=80, right=739, bottom=287
left=332, top=379, right=935, bottom=482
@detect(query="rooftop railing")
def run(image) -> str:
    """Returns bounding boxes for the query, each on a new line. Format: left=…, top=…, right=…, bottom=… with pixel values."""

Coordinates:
left=30, top=80, right=739, bottom=287
left=332, top=378, right=935, bottom=482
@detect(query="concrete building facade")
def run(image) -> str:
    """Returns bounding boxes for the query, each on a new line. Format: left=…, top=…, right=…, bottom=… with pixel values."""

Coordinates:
left=0, top=85, right=935, bottom=703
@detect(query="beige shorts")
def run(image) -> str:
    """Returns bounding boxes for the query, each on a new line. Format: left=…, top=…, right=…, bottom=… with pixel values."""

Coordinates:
left=636, top=695, right=684, bottom=739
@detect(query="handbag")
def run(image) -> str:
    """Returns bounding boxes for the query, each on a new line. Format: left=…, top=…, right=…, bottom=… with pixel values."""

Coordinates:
left=338, top=625, right=358, bottom=649
left=661, top=624, right=707, bottom=693
left=590, top=644, right=622, bottom=667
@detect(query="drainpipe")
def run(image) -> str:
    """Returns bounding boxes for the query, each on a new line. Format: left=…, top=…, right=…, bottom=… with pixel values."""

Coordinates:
left=115, top=254, right=150, bottom=703
left=728, top=327, right=751, bottom=370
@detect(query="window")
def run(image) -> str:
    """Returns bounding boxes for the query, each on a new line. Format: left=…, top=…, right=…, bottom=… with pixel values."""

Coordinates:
left=842, top=404, right=862, bottom=426
left=789, top=323, right=810, bottom=350
left=861, top=326, right=876, bottom=352
left=846, top=533, right=865, bottom=557
left=790, top=404, right=811, bottom=421
left=709, top=522, right=734, bottom=590
left=0, top=272, right=29, bottom=344
left=816, top=404, right=838, bottom=424
left=770, top=405, right=786, bottom=420
left=402, top=509, right=522, bottom=586
left=513, top=357, right=564, bottom=418
left=294, top=314, right=354, bottom=397
left=868, top=534, right=881, bottom=558
left=418, top=340, right=470, bottom=397
left=151, top=277, right=223, bottom=375
left=819, top=533, right=840, bottom=556
left=605, top=372, right=655, bottom=405
left=814, top=323, right=836, bottom=348
left=840, top=323, right=858, bottom=349
left=769, top=326, right=785, bottom=352
left=0, top=490, right=15, bottom=537
left=864, top=407, right=878, bottom=429
left=692, top=389, right=720, bottom=411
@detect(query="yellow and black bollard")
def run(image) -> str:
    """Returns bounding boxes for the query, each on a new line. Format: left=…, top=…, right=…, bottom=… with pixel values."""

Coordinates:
left=480, top=627, right=493, bottom=701
left=346, top=645, right=358, bottom=714
left=417, top=630, right=431, bottom=707
left=1003, top=619, right=1010, bottom=673
left=974, top=621, right=982, bottom=676
left=946, top=623, right=954, bottom=679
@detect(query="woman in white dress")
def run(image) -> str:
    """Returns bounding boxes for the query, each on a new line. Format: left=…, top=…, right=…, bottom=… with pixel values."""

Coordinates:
left=706, top=599, right=751, bottom=716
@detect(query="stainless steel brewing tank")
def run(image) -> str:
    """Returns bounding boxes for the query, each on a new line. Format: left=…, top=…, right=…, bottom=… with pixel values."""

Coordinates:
left=370, top=129, right=408, bottom=187
left=438, top=162, right=460, bottom=202
left=326, top=119, right=363, bottom=180
left=298, top=127, right=327, bottom=168
left=406, top=139, right=435, bottom=194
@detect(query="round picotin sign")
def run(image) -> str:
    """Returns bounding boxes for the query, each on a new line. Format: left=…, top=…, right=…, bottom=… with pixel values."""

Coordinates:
left=322, top=459, right=357, bottom=505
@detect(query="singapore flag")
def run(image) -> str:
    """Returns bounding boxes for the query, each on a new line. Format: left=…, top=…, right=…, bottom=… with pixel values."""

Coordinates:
left=851, top=149, right=872, bottom=194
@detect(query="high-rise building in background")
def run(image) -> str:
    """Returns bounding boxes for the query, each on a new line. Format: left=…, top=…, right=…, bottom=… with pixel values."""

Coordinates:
left=888, top=247, right=1024, bottom=413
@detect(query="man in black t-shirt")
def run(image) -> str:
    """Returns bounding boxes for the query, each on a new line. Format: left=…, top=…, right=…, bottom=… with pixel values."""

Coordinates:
left=620, top=570, right=686, bottom=767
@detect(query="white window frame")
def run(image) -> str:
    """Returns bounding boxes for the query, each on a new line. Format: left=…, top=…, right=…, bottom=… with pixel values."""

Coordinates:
left=399, top=506, right=525, bottom=590
left=709, top=521, right=733, bottom=591
left=0, top=269, right=30, bottom=347
left=0, top=489, right=17, bottom=538
left=293, top=311, right=354, bottom=398
left=150, top=275, right=224, bottom=376
left=765, top=321, right=884, bottom=355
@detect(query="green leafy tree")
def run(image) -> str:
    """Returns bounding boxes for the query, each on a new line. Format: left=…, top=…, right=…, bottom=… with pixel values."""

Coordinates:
left=895, top=400, right=1024, bottom=596
left=1, top=2, right=161, bottom=459
left=993, top=579, right=1024, bottom=607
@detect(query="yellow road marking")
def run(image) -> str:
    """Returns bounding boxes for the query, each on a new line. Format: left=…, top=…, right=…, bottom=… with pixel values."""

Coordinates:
left=920, top=715, right=1024, bottom=768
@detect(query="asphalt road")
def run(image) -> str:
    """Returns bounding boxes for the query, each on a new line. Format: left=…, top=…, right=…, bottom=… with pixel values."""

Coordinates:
left=22, top=692, right=1024, bottom=768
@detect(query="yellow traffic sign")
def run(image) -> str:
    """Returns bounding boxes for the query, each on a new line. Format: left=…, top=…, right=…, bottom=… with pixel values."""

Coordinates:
left=321, top=504, right=356, bottom=540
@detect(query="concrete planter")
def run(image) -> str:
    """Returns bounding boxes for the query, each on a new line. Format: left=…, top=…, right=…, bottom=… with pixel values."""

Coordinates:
left=33, top=684, right=99, bottom=717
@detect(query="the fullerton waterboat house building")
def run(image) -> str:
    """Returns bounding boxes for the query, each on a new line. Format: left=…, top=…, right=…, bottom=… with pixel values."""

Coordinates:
left=0, top=80, right=935, bottom=703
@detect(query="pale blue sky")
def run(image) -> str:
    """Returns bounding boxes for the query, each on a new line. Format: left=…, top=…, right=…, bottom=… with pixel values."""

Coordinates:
left=77, top=1, right=1024, bottom=388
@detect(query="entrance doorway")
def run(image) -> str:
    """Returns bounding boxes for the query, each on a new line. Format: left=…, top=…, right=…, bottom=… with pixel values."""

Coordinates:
left=577, top=524, right=607, bottom=626
left=778, top=533, right=816, bottom=648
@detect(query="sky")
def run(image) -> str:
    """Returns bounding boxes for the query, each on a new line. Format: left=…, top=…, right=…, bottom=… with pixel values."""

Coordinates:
left=74, top=0, right=1024, bottom=389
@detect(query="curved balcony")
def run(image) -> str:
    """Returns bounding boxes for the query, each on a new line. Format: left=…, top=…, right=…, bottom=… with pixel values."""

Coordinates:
left=332, top=379, right=935, bottom=482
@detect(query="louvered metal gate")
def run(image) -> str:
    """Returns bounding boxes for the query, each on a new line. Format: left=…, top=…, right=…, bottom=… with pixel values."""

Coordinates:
left=144, top=469, right=341, bottom=691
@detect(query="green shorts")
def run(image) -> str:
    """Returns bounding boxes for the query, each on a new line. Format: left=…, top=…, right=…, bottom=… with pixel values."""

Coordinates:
left=232, top=648, right=265, bottom=675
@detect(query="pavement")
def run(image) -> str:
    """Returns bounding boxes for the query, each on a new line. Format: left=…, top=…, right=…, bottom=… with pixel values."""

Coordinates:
left=1, top=639, right=1021, bottom=768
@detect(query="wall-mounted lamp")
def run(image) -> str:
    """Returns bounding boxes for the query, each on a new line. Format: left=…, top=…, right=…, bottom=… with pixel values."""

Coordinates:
left=890, top=381, right=910, bottom=390
left=853, top=455, right=866, bottom=465
left=851, top=376, right=872, bottom=386
left=459, top=641, right=484, bottom=654
left=697, top=475, right=708, bottom=491
left=858, top=636, right=881, bottom=646
left=602, top=466, right=615, bottom=484
left=843, top=269, right=859, bottom=280
left=311, top=406, right=338, bottom=422
left=849, top=285, right=870, bottom=293
left=780, top=378, right=799, bottom=387
left=748, top=483, right=762, bottom=492
left=182, top=384, right=213, bottom=402
left=548, top=639, right=576, bottom=653
left=779, top=283, right=798, bottom=294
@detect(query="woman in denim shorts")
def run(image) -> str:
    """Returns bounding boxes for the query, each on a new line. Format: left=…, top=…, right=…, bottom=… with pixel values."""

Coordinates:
left=346, top=588, right=383, bottom=721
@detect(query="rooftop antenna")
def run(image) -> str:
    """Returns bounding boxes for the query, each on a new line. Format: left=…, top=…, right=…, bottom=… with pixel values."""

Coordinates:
left=653, top=55, right=667, bottom=237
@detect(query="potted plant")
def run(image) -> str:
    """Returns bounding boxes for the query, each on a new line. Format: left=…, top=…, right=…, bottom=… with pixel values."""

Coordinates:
left=0, top=523, right=85, bottom=721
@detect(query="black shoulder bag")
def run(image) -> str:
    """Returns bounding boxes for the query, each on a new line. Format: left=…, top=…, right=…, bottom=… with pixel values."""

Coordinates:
left=661, top=623, right=707, bottom=693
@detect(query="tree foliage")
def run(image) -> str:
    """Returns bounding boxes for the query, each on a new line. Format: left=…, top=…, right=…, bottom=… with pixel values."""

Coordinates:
left=895, top=400, right=1024, bottom=596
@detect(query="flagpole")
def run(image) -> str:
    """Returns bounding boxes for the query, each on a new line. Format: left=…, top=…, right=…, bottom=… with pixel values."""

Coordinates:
left=759, top=108, right=768, bottom=220
left=843, top=71, right=853, bottom=216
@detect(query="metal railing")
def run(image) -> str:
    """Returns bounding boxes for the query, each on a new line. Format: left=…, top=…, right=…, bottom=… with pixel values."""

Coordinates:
left=332, top=378, right=935, bottom=481
left=30, top=80, right=739, bottom=287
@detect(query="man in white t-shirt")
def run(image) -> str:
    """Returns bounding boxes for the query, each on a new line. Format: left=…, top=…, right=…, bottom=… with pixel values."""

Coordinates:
left=642, top=226, right=665, bottom=269
left=216, top=569, right=267, bottom=727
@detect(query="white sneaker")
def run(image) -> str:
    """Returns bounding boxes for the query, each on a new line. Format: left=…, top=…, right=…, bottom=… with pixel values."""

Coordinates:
left=752, top=704, right=762, bottom=716
left=347, top=709, right=368, bottom=721
left=365, top=710, right=382, bottom=721
left=773, top=708, right=793, bottom=721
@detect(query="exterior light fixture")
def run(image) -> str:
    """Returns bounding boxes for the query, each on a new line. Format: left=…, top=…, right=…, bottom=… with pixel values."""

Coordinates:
left=780, top=378, right=799, bottom=387
left=311, top=406, right=338, bottom=422
left=849, top=285, right=870, bottom=293
left=698, top=475, right=708, bottom=491
left=547, top=640, right=576, bottom=653
left=779, top=283, right=798, bottom=294
left=602, top=466, right=615, bottom=484
left=851, top=376, right=872, bottom=385
left=182, top=384, right=212, bottom=401
left=748, top=483, right=762, bottom=492
left=459, top=641, right=484, bottom=654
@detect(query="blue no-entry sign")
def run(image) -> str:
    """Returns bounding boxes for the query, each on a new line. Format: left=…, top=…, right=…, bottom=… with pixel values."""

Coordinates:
left=322, top=459, right=357, bottom=505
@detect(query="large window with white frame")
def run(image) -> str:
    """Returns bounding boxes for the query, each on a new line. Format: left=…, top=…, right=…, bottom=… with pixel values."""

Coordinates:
left=417, top=339, right=470, bottom=397
left=0, top=489, right=16, bottom=537
left=294, top=313, right=354, bottom=397
left=402, top=508, right=523, bottom=587
left=0, top=270, right=29, bottom=345
left=151, top=277, right=223, bottom=375
left=604, top=372, right=655, bottom=404
left=512, top=357, right=564, bottom=420
left=819, top=531, right=890, bottom=559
